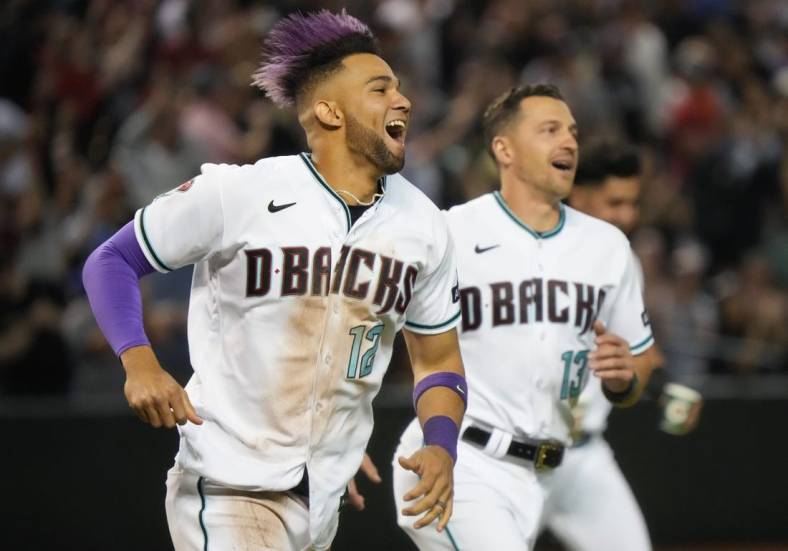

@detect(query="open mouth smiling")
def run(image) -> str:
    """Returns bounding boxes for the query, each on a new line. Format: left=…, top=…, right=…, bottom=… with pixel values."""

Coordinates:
left=385, top=119, right=407, bottom=145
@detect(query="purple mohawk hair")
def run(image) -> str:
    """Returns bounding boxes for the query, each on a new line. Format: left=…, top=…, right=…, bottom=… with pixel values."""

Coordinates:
left=253, top=9, right=379, bottom=108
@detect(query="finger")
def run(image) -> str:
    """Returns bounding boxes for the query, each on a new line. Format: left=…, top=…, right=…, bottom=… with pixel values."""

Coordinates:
left=402, top=474, right=433, bottom=504
left=346, top=479, right=365, bottom=511
left=594, top=369, right=634, bottom=382
left=183, top=392, right=203, bottom=425
left=592, top=319, right=606, bottom=336
left=361, top=454, right=382, bottom=483
left=413, top=506, right=442, bottom=530
left=170, top=395, right=188, bottom=426
left=145, top=404, right=162, bottom=428
left=413, top=492, right=449, bottom=530
left=155, top=398, right=177, bottom=429
left=589, top=357, right=629, bottom=371
left=404, top=476, right=447, bottom=516
left=436, top=490, right=453, bottom=532
left=589, top=343, right=627, bottom=360
left=594, top=332, right=628, bottom=347
left=398, top=454, right=420, bottom=473
left=132, top=405, right=150, bottom=424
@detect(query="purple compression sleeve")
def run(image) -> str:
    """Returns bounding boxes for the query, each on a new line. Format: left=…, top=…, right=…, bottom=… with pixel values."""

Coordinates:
left=82, top=221, right=155, bottom=356
left=413, top=371, right=468, bottom=411
left=423, top=415, right=459, bottom=463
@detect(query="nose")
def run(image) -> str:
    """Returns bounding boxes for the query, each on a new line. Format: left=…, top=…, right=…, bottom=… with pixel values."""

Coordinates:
left=392, top=89, right=411, bottom=115
left=563, top=130, right=578, bottom=152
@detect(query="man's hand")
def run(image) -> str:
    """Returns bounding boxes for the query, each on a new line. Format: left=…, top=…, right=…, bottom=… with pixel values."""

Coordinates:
left=120, top=345, right=203, bottom=428
left=346, top=453, right=382, bottom=511
left=589, top=320, right=635, bottom=393
left=398, top=445, right=454, bottom=532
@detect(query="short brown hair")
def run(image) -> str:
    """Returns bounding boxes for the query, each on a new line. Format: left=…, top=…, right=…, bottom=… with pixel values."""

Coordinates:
left=482, top=83, right=565, bottom=159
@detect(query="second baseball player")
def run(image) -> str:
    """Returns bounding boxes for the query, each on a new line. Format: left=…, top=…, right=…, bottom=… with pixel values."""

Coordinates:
left=393, top=84, right=656, bottom=550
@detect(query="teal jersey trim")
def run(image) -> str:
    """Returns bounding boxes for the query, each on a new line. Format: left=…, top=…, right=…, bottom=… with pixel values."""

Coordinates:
left=139, top=207, right=174, bottom=272
left=630, top=333, right=655, bottom=355
left=405, top=309, right=462, bottom=331
left=299, top=153, right=351, bottom=232
left=445, top=524, right=461, bottom=550
left=197, top=476, right=208, bottom=551
left=492, top=191, right=565, bottom=239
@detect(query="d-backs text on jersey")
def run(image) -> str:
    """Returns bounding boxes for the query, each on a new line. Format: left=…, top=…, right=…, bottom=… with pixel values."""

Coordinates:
left=460, top=278, right=607, bottom=334
left=245, top=245, right=416, bottom=314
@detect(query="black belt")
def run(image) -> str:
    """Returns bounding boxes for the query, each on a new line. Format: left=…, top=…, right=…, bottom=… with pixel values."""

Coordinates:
left=462, top=426, right=564, bottom=469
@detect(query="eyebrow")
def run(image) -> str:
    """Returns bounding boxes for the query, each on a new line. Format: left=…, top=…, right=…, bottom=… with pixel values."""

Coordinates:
left=540, top=119, right=579, bottom=136
left=366, top=75, right=401, bottom=89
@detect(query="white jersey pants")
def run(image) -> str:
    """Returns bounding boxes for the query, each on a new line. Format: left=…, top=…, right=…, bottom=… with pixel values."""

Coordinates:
left=393, top=418, right=550, bottom=551
left=165, top=462, right=312, bottom=551
left=542, top=435, right=651, bottom=551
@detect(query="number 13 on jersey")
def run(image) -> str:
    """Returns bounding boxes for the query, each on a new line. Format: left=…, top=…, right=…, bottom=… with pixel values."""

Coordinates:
left=560, top=349, right=590, bottom=404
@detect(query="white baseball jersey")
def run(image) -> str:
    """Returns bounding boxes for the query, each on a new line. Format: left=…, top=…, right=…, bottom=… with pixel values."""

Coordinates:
left=576, top=252, right=647, bottom=434
left=543, top=252, right=652, bottom=551
left=449, top=192, right=653, bottom=445
left=134, top=153, right=460, bottom=549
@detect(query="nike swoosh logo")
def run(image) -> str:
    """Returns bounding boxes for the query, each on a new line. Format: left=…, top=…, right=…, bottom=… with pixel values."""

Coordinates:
left=474, top=244, right=500, bottom=254
left=456, top=385, right=465, bottom=395
left=268, top=200, right=296, bottom=213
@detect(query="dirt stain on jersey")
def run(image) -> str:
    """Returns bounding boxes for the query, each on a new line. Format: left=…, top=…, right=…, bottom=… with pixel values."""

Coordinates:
left=273, top=295, right=329, bottom=441
left=309, top=297, right=381, bottom=443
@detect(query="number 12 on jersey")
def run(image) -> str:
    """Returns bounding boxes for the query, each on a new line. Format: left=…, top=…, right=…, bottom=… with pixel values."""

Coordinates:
left=346, top=324, right=384, bottom=379
left=560, top=349, right=590, bottom=401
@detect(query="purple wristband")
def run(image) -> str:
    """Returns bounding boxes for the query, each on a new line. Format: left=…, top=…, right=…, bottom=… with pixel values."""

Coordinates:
left=423, top=416, right=459, bottom=463
left=413, top=372, right=468, bottom=410
left=82, top=221, right=155, bottom=356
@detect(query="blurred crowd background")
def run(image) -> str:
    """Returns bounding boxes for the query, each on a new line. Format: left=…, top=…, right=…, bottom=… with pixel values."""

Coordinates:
left=1, top=0, right=786, bottom=400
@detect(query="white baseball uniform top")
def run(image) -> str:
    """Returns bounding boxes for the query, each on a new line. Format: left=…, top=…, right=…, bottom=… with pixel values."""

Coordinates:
left=576, top=252, right=647, bottom=434
left=449, top=192, right=653, bottom=446
left=133, top=153, right=461, bottom=549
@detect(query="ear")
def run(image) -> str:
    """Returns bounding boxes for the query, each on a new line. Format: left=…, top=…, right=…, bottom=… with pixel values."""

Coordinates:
left=491, top=136, right=512, bottom=167
left=314, top=100, right=343, bottom=129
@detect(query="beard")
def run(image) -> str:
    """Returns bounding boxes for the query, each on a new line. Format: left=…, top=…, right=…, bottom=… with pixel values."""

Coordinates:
left=345, top=113, right=404, bottom=175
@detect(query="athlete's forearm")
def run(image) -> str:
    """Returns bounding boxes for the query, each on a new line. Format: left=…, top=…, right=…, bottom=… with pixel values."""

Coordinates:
left=82, top=221, right=155, bottom=356
left=415, top=385, right=465, bottom=427
left=404, top=329, right=467, bottom=462
left=406, top=329, right=466, bottom=424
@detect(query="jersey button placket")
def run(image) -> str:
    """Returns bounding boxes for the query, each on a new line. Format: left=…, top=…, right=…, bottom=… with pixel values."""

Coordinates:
left=536, top=239, right=545, bottom=341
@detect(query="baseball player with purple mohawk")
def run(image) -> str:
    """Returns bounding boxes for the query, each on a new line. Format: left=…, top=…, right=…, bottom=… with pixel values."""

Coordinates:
left=82, top=10, right=466, bottom=551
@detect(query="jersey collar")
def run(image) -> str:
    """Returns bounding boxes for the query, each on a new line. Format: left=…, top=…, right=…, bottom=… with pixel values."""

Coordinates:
left=492, top=190, right=566, bottom=239
left=299, top=152, right=387, bottom=232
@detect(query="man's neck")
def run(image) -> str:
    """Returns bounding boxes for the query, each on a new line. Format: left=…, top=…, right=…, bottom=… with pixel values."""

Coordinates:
left=499, top=174, right=562, bottom=233
left=309, top=145, right=382, bottom=205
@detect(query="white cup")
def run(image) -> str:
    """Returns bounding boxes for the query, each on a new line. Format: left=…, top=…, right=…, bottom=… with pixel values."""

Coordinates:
left=659, top=383, right=703, bottom=435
